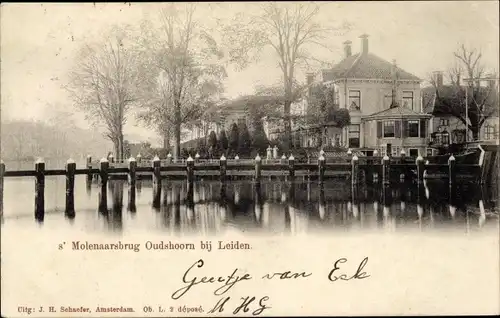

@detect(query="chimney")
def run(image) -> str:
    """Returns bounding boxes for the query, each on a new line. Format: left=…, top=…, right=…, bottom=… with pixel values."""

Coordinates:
left=306, top=72, right=314, bottom=97
left=343, top=40, right=352, bottom=58
left=391, top=59, right=399, bottom=80
left=359, top=34, right=369, bottom=55
left=433, top=71, right=443, bottom=88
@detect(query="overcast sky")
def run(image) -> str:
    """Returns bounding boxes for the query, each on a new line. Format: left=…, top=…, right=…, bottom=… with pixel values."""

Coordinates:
left=1, top=1, right=498, bottom=142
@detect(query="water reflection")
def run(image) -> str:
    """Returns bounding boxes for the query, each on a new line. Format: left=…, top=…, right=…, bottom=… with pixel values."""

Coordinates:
left=1, top=177, right=498, bottom=236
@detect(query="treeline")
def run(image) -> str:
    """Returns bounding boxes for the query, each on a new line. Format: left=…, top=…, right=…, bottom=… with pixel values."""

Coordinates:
left=182, top=120, right=271, bottom=159
left=0, top=120, right=112, bottom=161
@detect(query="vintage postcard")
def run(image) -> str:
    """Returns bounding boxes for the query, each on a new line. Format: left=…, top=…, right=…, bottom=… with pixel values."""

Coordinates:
left=1, top=1, right=499, bottom=317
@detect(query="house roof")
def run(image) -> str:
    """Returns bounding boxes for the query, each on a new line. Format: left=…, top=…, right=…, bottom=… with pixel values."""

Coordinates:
left=422, top=85, right=499, bottom=117
left=362, top=106, right=432, bottom=121
left=322, top=53, right=420, bottom=82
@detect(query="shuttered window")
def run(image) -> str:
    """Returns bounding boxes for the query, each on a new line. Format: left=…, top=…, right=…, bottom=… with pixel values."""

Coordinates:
left=420, top=119, right=427, bottom=138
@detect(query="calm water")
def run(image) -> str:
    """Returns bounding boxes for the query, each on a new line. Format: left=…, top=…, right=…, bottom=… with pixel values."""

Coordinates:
left=1, top=176, right=498, bottom=235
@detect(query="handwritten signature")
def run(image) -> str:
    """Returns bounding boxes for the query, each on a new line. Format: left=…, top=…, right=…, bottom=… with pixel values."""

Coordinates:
left=171, top=257, right=370, bottom=315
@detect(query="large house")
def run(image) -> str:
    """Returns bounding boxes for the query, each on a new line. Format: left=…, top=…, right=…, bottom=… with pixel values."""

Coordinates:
left=309, top=34, right=431, bottom=157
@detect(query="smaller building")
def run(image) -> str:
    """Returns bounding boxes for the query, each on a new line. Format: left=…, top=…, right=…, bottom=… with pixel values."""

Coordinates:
left=422, top=71, right=499, bottom=154
left=361, top=106, right=431, bottom=157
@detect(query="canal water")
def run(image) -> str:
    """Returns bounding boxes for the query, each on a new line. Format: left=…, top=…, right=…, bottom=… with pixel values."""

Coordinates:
left=1, top=176, right=498, bottom=235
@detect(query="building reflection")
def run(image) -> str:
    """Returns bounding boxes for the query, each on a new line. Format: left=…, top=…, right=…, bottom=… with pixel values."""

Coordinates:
left=98, top=179, right=497, bottom=235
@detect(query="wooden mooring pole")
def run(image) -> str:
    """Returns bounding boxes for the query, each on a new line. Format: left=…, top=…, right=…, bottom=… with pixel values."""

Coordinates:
left=152, top=156, right=162, bottom=210
left=0, top=160, right=4, bottom=216
left=254, top=154, right=262, bottom=183
left=318, top=154, right=325, bottom=183
left=98, top=158, right=109, bottom=213
left=65, top=158, right=76, bottom=218
left=416, top=156, right=425, bottom=184
left=220, top=155, right=227, bottom=182
left=382, top=155, right=390, bottom=186
left=34, top=158, right=45, bottom=221
left=351, top=155, right=359, bottom=186
left=86, top=155, right=92, bottom=188
left=128, top=157, right=137, bottom=212
left=448, top=155, right=456, bottom=186
left=288, top=154, right=295, bottom=181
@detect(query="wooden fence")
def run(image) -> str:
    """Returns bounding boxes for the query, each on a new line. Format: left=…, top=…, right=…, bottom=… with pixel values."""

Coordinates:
left=0, top=151, right=482, bottom=222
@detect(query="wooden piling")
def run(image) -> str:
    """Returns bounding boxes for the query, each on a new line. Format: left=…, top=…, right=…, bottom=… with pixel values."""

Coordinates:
left=86, top=155, right=92, bottom=186
left=318, top=154, right=325, bottom=183
left=186, top=155, right=194, bottom=183
left=400, top=149, right=406, bottom=163
left=34, top=158, right=45, bottom=221
left=128, top=157, right=137, bottom=212
left=448, top=155, right=456, bottom=186
left=0, top=160, right=4, bottom=216
left=136, top=153, right=142, bottom=181
left=288, top=154, right=295, bottom=181
left=65, top=158, right=76, bottom=218
left=98, top=158, right=109, bottom=213
left=152, top=156, right=162, bottom=210
left=219, top=155, right=227, bottom=181
left=382, top=155, right=390, bottom=186
left=416, top=156, right=425, bottom=184
left=254, top=154, right=262, bottom=183
left=351, top=155, right=359, bottom=186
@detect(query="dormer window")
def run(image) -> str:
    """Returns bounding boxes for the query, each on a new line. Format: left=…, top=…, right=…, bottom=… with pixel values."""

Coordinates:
left=348, top=90, right=361, bottom=110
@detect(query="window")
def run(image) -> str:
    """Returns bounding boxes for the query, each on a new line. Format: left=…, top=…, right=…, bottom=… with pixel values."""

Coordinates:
left=402, top=91, right=414, bottom=110
left=439, top=118, right=449, bottom=126
left=237, top=118, right=246, bottom=126
left=485, top=125, right=496, bottom=140
left=348, top=90, right=361, bottom=110
left=409, top=149, right=419, bottom=157
left=383, top=121, right=395, bottom=138
left=334, top=87, right=340, bottom=106
left=349, top=124, right=360, bottom=148
left=408, top=120, right=420, bottom=137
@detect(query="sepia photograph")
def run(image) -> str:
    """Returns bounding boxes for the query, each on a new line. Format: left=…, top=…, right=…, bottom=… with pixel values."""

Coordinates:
left=1, top=1, right=499, bottom=316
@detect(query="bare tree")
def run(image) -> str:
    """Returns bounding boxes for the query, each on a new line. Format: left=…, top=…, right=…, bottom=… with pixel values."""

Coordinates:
left=66, top=25, right=141, bottom=160
left=430, top=44, right=498, bottom=140
left=222, top=3, right=351, bottom=148
left=137, top=4, right=226, bottom=159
